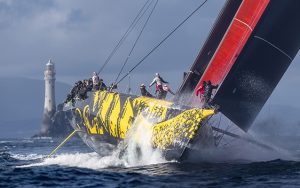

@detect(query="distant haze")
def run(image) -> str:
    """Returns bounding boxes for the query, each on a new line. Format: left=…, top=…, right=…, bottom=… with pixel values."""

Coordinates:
left=0, top=77, right=70, bottom=138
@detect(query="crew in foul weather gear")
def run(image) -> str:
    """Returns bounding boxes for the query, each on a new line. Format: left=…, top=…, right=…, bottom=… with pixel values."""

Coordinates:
left=78, top=80, right=90, bottom=100
left=64, top=81, right=82, bottom=104
left=140, top=84, right=153, bottom=97
left=196, top=81, right=207, bottom=103
left=85, top=79, right=93, bottom=92
left=91, top=71, right=107, bottom=91
left=99, top=79, right=107, bottom=91
left=64, top=77, right=101, bottom=104
left=149, top=73, right=169, bottom=99
left=203, top=80, right=218, bottom=108
left=92, top=72, right=100, bottom=90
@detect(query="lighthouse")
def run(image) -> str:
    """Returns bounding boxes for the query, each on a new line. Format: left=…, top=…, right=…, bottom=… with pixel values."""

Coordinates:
left=41, top=59, right=56, bottom=135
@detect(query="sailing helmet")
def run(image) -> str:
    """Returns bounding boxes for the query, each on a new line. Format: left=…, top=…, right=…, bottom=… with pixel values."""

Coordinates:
left=93, top=72, right=97, bottom=76
left=155, top=73, right=159, bottom=77
left=140, top=84, right=145, bottom=88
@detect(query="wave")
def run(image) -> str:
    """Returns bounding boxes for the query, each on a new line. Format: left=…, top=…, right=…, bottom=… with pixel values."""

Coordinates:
left=0, top=139, right=34, bottom=144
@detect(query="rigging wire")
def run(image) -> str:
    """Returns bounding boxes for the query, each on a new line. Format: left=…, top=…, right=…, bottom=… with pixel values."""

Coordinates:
left=115, top=0, right=209, bottom=85
left=126, top=74, right=131, bottom=94
left=114, top=0, right=158, bottom=83
left=97, top=0, right=152, bottom=75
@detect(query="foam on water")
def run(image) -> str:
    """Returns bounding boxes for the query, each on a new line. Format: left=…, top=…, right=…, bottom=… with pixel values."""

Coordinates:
left=19, top=152, right=124, bottom=169
left=12, top=153, right=45, bottom=161
left=19, top=115, right=168, bottom=169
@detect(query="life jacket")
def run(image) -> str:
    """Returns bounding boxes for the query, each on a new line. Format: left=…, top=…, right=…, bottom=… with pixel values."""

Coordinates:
left=196, top=85, right=205, bottom=96
left=156, top=84, right=163, bottom=92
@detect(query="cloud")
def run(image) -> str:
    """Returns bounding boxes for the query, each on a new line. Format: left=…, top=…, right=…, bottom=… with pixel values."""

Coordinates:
left=0, top=0, right=223, bottom=77
left=0, top=0, right=299, bottom=108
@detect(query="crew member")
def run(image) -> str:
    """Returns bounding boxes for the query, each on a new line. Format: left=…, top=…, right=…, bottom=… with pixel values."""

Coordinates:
left=87, top=78, right=93, bottom=92
left=92, top=72, right=100, bottom=90
left=196, top=81, right=207, bottom=103
left=149, top=73, right=168, bottom=98
left=140, top=84, right=153, bottom=97
left=161, top=84, right=175, bottom=99
left=99, top=79, right=107, bottom=91
left=78, top=80, right=89, bottom=99
left=203, top=80, right=218, bottom=108
left=64, top=81, right=81, bottom=104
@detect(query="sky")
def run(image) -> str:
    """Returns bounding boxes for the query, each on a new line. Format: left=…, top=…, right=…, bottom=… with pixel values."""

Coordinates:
left=0, top=0, right=299, bottom=107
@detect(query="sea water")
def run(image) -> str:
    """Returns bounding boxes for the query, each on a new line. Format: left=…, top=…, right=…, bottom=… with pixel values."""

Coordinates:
left=1, top=134, right=300, bottom=187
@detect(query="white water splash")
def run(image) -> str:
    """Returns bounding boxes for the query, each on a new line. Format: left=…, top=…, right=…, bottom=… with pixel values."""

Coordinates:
left=19, top=114, right=168, bottom=169
left=19, top=152, right=124, bottom=169
left=120, top=114, right=167, bottom=167
left=12, top=153, right=45, bottom=161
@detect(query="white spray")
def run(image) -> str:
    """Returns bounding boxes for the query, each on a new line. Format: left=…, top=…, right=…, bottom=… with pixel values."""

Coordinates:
left=119, top=113, right=167, bottom=167
left=19, top=113, right=168, bottom=169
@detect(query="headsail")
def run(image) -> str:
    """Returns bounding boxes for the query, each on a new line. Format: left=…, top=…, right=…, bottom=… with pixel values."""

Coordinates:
left=213, top=0, right=300, bottom=131
left=193, top=0, right=270, bottom=89
left=176, top=0, right=243, bottom=101
left=177, top=0, right=300, bottom=131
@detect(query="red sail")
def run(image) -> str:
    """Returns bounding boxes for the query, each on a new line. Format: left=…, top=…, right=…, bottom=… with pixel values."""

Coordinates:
left=175, top=0, right=243, bottom=103
left=195, top=0, right=270, bottom=90
left=213, top=0, right=300, bottom=131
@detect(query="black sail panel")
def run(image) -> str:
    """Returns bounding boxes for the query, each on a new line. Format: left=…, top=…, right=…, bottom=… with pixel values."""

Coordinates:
left=213, top=0, right=300, bottom=131
left=176, top=0, right=242, bottom=100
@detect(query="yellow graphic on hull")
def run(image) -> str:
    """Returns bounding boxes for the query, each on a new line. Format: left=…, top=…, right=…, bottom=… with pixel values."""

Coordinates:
left=152, top=109, right=214, bottom=149
left=74, top=91, right=215, bottom=149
